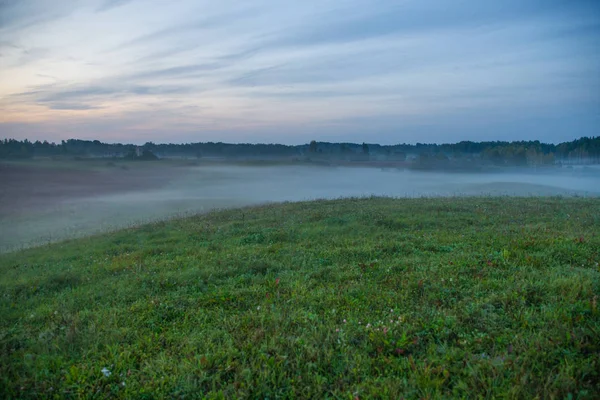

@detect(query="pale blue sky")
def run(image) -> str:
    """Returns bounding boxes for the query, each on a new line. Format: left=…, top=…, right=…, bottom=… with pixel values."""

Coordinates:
left=0, top=0, right=598, bottom=144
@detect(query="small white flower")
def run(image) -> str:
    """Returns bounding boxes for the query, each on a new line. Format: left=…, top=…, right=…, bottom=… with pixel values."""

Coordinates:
left=390, top=309, right=394, bottom=313
left=343, top=319, right=347, bottom=323
left=101, top=368, right=111, bottom=377
left=257, top=306, right=260, bottom=310
left=121, top=381, right=126, bottom=387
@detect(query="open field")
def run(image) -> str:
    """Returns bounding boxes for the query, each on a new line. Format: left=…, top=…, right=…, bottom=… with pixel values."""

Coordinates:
left=0, top=161, right=183, bottom=216
left=1, top=197, right=599, bottom=398
left=1, top=159, right=599, bottom=252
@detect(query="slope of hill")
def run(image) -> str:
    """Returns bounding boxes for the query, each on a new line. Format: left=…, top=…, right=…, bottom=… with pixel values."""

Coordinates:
left=1, top=197, right=599, bottom=398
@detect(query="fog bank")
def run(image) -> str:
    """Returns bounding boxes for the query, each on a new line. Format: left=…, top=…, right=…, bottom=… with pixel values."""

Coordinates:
left=2, top=164, right=598, bottom=251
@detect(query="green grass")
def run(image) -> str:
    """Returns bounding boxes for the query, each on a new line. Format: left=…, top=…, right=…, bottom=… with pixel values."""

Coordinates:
left=1, top=197, right=599, bottom=399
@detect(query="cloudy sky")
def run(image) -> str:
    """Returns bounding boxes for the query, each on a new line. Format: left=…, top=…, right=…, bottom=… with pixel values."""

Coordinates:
left=0, top=0, right=598, bottom=144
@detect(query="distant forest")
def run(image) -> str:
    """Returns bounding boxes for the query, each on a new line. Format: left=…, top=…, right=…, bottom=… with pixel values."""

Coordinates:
left=1, top=136, right=599, bottom=168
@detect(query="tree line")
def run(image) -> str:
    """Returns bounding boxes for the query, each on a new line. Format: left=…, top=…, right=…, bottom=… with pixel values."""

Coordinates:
left=1, top=136, right=599, bottom=166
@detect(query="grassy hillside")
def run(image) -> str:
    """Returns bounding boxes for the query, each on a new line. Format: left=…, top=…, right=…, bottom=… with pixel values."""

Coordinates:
left=1, top=197, right=599, bottom=398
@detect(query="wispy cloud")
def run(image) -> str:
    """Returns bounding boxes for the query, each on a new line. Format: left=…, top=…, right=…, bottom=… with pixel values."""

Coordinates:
left=261, top=0, right=575, bottom=49
left=133, top=63, right=229, bottom=80
left=47, top=103, right=103, bottom=111
left=110, top=7, right=261, bottom=51
left=0, top=0, right=74, bottom=34
left=10, top=82, right=198, bottom=112
left=96, top=0, right=135, bottom=13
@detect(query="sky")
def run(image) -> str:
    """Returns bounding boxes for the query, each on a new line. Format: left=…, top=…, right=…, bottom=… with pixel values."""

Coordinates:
left=0, top=0, right=599, bottom=145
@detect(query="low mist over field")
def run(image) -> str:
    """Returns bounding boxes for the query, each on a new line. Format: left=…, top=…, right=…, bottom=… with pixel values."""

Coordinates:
left=1, top=160, right=598, bottom=251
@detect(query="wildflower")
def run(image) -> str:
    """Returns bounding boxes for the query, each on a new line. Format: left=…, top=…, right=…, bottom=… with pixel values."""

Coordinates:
left=257, top=306, right=261, bottom=310
left=101, top=367, right=111, bottom=377
left=343, top=319, right=347, bottom=324
left=366, top=323, right=371, bottom=329
left=336, top=328, right=340, bottom=332
left=121, top=381, right=126, bottom=387
left=390, top=309, right=394, bottom=313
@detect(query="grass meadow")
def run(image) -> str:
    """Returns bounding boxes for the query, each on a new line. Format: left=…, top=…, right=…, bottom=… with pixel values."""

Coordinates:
left=1, top=197, right=599, bottom=398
